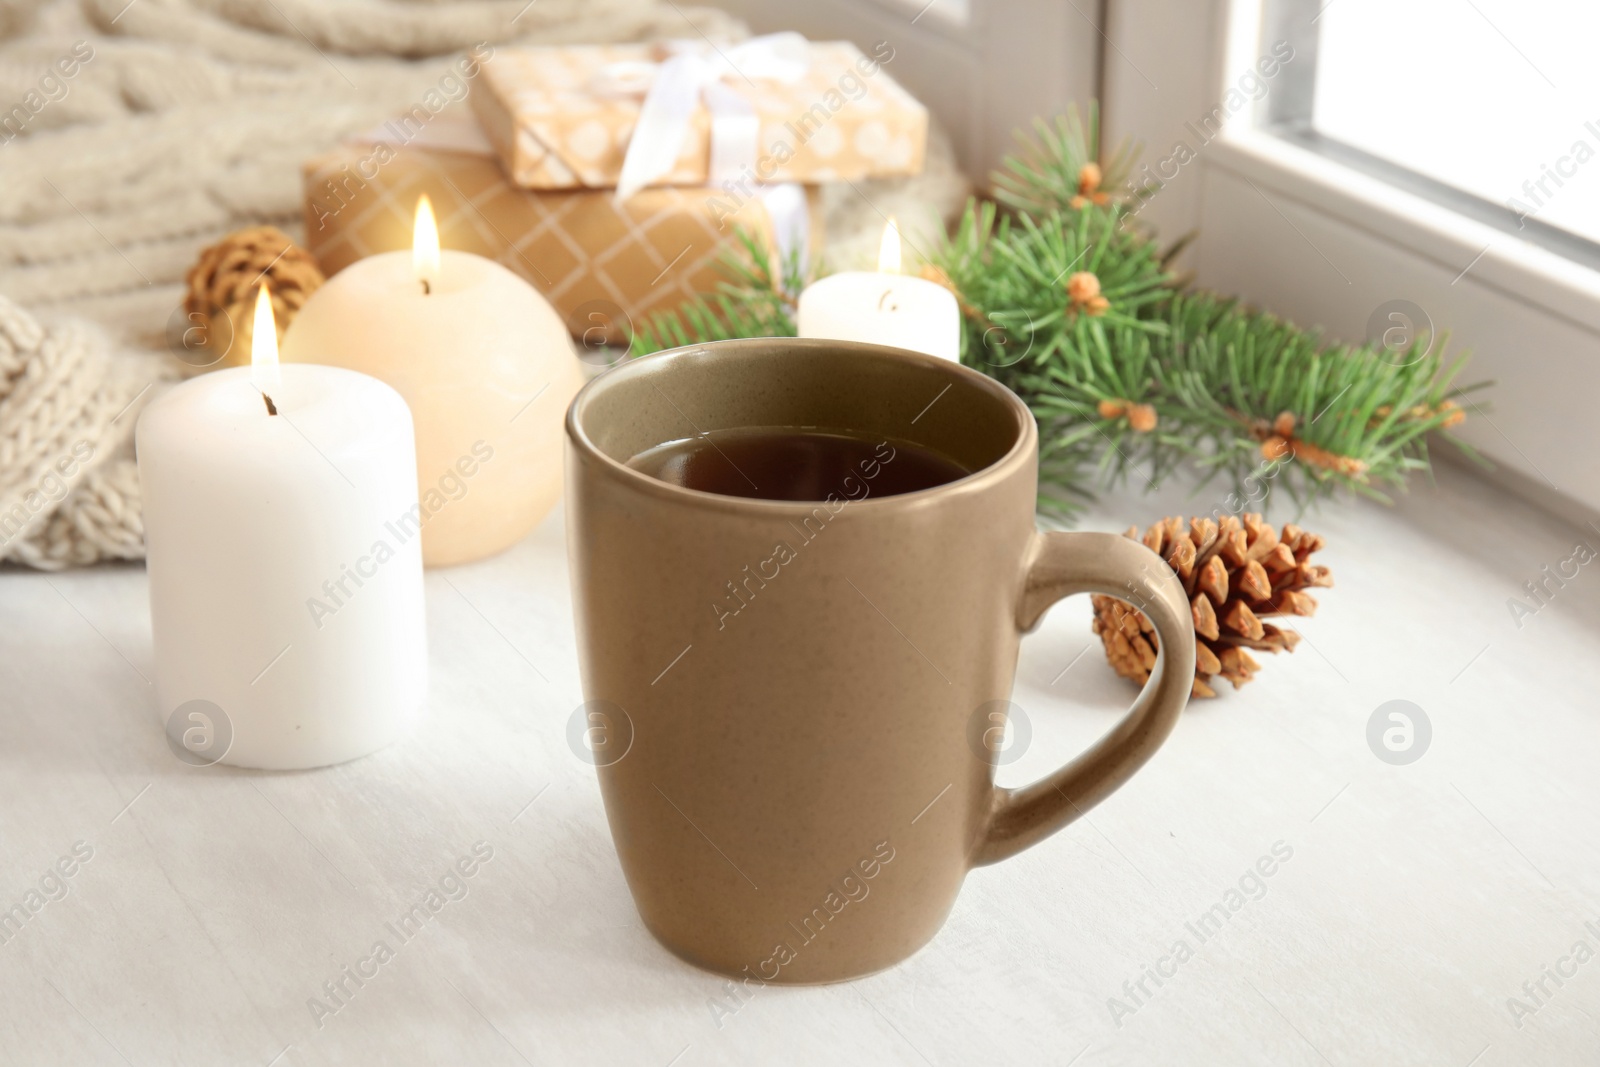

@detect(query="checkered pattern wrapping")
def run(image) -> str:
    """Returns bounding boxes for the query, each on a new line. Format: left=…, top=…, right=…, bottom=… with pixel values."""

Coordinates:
left=302, top=141, right=816, bottom=345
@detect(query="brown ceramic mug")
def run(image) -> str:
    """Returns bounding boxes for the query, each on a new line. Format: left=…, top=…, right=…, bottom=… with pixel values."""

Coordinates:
left=566, top=338, right=1195, bottom=984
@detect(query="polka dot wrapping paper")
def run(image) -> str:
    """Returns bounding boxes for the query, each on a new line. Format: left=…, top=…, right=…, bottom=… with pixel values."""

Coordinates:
left=471, top=39, right=929, bottom=191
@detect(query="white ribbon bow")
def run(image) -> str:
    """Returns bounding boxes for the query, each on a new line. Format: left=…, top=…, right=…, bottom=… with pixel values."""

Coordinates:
left=603, top=32, right=811, bottom=202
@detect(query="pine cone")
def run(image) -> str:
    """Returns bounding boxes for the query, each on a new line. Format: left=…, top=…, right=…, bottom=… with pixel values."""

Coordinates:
left=182, top=226, right=324, bottom=369
left=1091, top=514, right=1332, bottom=697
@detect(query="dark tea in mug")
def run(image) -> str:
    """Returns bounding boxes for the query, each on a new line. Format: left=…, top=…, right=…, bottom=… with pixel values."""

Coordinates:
left=626, top=427, right=970, bottom=501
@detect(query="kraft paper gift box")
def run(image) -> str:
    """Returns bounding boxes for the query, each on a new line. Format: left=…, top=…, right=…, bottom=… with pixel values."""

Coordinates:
left=470, top=34, right=928, bottom=195
left=302, top=115, right=817, bottom=345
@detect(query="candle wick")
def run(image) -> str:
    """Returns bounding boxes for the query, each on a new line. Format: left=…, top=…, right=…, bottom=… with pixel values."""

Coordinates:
left=877, top=289, right=898, bottom=313
left=263, top=393, right=278, bottom=416
left=420, top=279, right=431, bottom=295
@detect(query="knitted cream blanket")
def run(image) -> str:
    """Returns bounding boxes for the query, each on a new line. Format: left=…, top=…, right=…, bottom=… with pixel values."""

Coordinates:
left=0, top=0, right=967, bottom=568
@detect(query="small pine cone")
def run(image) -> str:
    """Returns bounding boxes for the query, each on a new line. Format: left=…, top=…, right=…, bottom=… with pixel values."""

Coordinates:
left=1066, top=271, right=1110, bottom=316
left=1090, top=513, right=1332, bottom=697
left=1068, top=162, right=1113, bottom=209
left=1097, top=398, right=1158, bottom=432
left=183, top=226, right=324, bottom=371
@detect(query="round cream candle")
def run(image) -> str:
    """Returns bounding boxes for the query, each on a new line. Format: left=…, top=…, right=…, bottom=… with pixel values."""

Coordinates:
left=137, top=287, right=427, bottom=770
left=281, top=196, right=584, bottom=567
left=796, top=218, right=960, bottom=362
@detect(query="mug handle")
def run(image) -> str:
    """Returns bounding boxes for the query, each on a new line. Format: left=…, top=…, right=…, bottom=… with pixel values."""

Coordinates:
left=972, top=531, right=1196, bottom=867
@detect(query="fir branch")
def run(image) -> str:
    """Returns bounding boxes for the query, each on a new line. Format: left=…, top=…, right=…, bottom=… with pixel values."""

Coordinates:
left=992, top=104, right=1141, bottom=217
left=937, top=200, right=1167, bottom=376
left=1154, top=293, right=1479, bottom=509
left=624, top=103, right=1488, bottom=524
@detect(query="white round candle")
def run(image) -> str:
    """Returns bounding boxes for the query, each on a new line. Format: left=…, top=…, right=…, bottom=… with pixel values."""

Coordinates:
left=281, top=198, right=583, bottom=567
left=795, top=219, right=960, bottom=361
left=137, top=360, right=427, bottom=770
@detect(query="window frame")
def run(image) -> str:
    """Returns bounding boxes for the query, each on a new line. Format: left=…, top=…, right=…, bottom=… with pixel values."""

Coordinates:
left=1103, top=0, right=1600, bottom=516
left=1259, top=0, right=1600, bottom=274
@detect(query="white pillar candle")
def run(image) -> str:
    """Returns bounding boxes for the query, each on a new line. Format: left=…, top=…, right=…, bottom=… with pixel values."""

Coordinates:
left=137, top=287, right=427, bottom=770
left=281, top=196, right=584, bottom=567
left=796, top=218, right=960, bottom=362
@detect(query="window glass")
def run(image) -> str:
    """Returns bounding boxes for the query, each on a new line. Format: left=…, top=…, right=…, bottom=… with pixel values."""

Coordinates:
left=1308, top=0, right=1600, bottom=245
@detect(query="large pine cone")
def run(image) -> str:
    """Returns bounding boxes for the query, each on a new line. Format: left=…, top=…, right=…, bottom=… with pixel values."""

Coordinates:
left=1091, top=514, right=1332, bottom=697
left=182, top=226, right=324, bottom=370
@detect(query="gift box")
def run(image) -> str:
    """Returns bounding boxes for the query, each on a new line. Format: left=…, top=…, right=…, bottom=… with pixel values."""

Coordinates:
left=471, top=33, right=928, bottom=196
left=302, top=115, right=817, bottom=346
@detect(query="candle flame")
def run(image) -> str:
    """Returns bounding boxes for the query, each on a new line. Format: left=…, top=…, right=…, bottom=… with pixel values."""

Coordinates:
left=878, top=217, right=901, bottom=275
left=251, top=283, right=281, bottom=397
left=413, top=194, right=441, bottom=292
